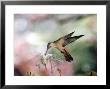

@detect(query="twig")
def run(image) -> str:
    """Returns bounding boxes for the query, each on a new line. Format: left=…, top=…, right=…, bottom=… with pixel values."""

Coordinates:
left=50, top=59, right=53, bottom=74
left=26, top=72, right=35, bottom=76
left=40, top=57, right=48, bottom=72
left=36, top=64, right=41, bottom=72
left=29, top=72, right=31, bottom=75
left=44, top=63, right=47, bottom=72
left=57, top=68, right=61, bottom=76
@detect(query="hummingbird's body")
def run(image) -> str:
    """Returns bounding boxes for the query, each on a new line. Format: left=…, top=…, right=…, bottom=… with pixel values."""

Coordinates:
left=45, top=31, right=84, bottom=62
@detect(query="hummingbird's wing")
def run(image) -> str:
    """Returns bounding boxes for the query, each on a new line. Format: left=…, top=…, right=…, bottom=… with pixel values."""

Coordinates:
left=64, top=31, right=75, bottom=40
left=53, top=31, right=75, bottom=44
left=62, top=49, right=73, bottom=62
left=63, top=35, right=84, bottom=47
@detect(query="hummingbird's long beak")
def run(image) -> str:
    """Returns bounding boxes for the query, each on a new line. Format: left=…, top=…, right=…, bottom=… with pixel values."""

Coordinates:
left=45, top=48, right=48, bottom=55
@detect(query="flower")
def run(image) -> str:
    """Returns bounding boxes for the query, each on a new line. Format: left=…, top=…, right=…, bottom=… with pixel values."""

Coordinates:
left=14, top=42, right=73, bottom=76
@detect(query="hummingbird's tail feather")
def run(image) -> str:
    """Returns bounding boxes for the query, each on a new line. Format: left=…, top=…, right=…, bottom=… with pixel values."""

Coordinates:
left=62, top=49, right=73, bottom=62
left=73, top=35, right=84, bottom=39
left=63, top=35, right=84, bottom=47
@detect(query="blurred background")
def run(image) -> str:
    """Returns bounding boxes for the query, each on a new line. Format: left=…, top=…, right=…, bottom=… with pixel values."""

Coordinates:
left=14, top=14, right=97, bottom=76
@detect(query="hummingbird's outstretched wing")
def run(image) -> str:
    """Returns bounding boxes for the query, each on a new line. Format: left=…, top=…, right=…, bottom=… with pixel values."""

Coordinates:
left=53, top=31, right=75, bottom=43
left=62, top=49, right=73, bottom=62
left=63, top=35, right=84, bottom=47
left=64, top=31, right=75, bottom=39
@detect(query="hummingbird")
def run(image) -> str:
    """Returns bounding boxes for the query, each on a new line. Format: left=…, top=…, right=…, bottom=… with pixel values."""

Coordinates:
left=45, top=31, right=84, bottom=62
